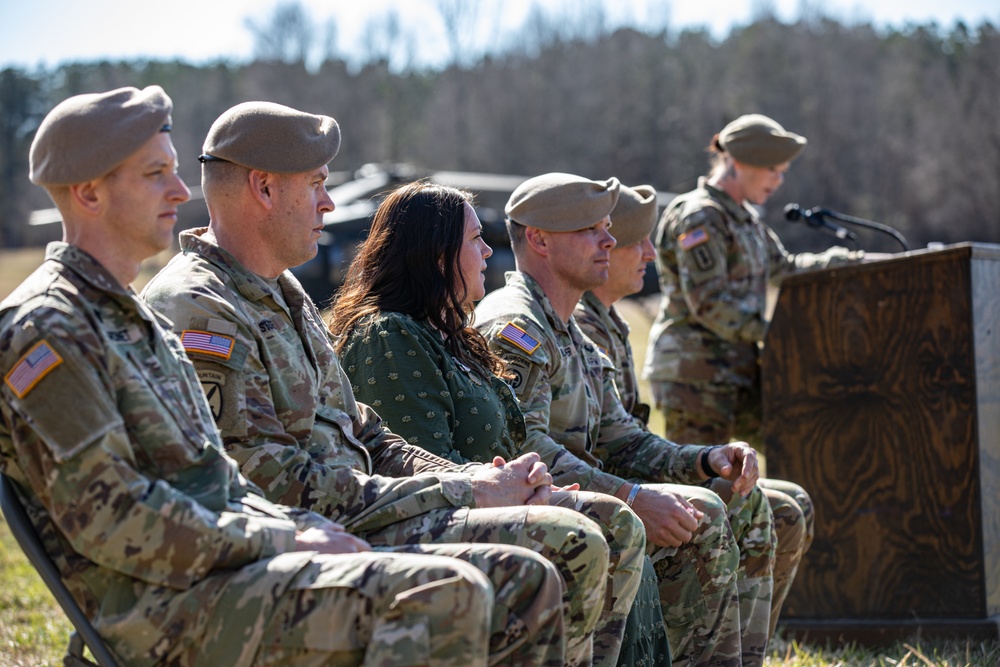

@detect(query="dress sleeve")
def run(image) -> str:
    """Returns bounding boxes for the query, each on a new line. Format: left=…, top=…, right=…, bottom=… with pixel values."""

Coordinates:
left=340, top=315, right=465, bottom=463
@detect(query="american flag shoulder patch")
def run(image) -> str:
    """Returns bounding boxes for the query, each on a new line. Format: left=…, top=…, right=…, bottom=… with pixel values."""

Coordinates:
left=678, top=226, right=710, bottom=251
left=5, top=340, right=63, bottom=399
left=498, top=322, right=541, bottom=355
left=180, top=330, right=235, bottom=360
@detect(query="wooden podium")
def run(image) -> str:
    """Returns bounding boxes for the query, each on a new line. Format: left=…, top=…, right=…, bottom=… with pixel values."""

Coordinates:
left=761, top=243, right=1000, bottom=644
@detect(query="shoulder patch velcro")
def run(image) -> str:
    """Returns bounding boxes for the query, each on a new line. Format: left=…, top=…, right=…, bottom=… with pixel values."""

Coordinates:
left=5, top=341, right=63, bottom=399
left=180, top=330, right=235, bottom=360
left=498, top=322, right=540, bottom=354
left=678, top=226, right=710, bottom=251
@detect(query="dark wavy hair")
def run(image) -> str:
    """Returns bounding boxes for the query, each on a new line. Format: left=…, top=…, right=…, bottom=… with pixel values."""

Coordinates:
left=329, top=181, right=506, bottom=377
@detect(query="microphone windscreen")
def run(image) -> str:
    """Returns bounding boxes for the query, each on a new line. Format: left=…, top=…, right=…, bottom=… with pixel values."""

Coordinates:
left=784, top=203, right=802, bottom=221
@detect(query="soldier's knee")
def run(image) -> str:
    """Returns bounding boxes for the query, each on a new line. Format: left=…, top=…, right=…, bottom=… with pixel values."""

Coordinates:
left=600, top=495, right=647, bottom=555
left=793, top=487, right=815, bottom=543
left=529, top=506, right=610, bottom=564
left=682, top=484, right=728, bottom=522
left=431, top=559, right=495, bottom=620
left=766, top=489, right=807, bottom=552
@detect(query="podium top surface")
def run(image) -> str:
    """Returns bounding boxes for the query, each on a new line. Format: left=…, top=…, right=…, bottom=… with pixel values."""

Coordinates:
left=779, top=241, right=1000, bottom=287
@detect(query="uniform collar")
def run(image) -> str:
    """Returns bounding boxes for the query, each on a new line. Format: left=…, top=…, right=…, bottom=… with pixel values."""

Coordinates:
left=46, top=242, right=132, bottom=298
left=179, top=227, right=303, bottom=307
left=45, top=242, right=159, bottom=326
left=698, top=176, right=757, bottom=225
left=581, top=290, right=629, bottom=336
left=509, top=270, right=570, bottom=334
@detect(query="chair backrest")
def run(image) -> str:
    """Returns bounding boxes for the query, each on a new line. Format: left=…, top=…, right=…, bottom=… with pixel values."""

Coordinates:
left=0, top=473, right=121, bottom=667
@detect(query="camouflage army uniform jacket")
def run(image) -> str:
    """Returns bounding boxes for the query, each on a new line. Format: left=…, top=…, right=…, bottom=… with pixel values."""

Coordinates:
left=644, top=177, right=860, bottom=388
left=339, top=311, right=527, bottom=465
left=0, top=244, right=324, bottom=667
left=574, top=291, right=650, bottom=426
left=475, top=271, right=703, bottom=493
left=141, top=228, right=475, bottom=535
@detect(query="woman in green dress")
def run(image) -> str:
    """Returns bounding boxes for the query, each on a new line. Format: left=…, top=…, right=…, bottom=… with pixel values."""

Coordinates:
left=329, top=181, right=670, bottom=667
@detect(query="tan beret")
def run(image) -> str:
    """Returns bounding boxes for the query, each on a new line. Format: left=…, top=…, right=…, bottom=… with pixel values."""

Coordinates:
left=719, top=114, right=807, bottom=167
left=610, top=184, right=657, bottom=247
left=201, top=101, right=340, bottom=173
left=505, top=173, right=620, bottom=232
left=30, top=86, right=172, bottom=186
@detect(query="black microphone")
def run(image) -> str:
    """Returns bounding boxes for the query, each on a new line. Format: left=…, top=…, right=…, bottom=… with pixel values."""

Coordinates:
left=784, top=204, right=857, bottom=241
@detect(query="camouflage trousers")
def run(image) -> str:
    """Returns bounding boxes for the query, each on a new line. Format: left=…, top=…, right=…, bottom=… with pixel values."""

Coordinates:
left=651, top=380, right=815, bottom=638
left=643, top=482, right=774, bottom=667
left=157, top=544, right=563, bottom=667
left=361, top=503, right=614, bottom=667
left=549, top=490, right=652, bottom=666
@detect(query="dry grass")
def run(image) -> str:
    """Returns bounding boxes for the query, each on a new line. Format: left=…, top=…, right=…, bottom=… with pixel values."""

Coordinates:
left=0, top=516, right=69, bottom=666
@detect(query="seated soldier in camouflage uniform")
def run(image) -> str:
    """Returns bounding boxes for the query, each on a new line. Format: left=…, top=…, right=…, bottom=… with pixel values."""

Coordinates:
left=574, top=183, right=814, bottom=641
left=142, top=102, right=616, bottom=667
left=0, top=86, right=570, bottom=666
left=474, top=173, right=778, bottom=667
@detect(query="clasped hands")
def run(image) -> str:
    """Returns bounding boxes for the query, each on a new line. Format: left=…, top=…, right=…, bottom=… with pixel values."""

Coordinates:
left=471, top=452, right=579, bottom=508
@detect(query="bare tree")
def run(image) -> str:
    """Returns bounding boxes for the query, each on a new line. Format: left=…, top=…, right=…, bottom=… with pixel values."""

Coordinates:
left=245, top=1, right=315, bottom=65
left=435, top=0, right=482, bottom=66
left=359, top=9, right=414, bottom=70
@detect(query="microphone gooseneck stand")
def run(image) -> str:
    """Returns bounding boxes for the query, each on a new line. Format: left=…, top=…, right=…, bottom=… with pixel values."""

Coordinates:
left=783, top=203, right=911, bottom=252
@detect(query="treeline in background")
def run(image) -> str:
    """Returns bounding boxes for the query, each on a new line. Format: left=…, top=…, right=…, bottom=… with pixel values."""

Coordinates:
left=1, top=0, right=998, bottom=254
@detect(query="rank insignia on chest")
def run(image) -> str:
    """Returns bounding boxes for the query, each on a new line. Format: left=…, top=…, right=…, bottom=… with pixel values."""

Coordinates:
left=180, top=330, right=235, bottom=360
left=5, top=340, right=63, bottom=399
left=498, top=322, right=540, bottom=354
left=679, top=226, right=710, bottom=250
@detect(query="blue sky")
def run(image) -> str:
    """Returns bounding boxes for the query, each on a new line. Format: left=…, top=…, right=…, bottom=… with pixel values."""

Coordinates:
left=2, top=0, right=997, bottom=70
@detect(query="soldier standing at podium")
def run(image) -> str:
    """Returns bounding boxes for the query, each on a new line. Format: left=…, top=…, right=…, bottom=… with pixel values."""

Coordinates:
left=643, top=113, right=865, bottom=634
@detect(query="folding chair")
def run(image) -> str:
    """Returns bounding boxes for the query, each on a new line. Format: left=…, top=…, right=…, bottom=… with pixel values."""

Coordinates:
left=0, top=473, right=121, bottom=667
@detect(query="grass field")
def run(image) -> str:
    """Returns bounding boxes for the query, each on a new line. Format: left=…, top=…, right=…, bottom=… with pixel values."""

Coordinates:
left=1, top=249, right=998, bottom=666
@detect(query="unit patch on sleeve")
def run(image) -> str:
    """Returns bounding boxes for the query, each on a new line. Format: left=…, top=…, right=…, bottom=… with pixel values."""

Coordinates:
left=180, top=330, right=235, bottom=360
left=197, top=369, right=226, bottom=421
left=5, top=340, right=63, bottom=399
left=502, top=355, right=538, bottom=395
left=498, top=322, right=541, bottom=354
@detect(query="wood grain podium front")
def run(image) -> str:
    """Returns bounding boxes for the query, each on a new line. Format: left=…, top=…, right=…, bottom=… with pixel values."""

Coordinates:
left=761, top=243, right=1000, bottom=644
